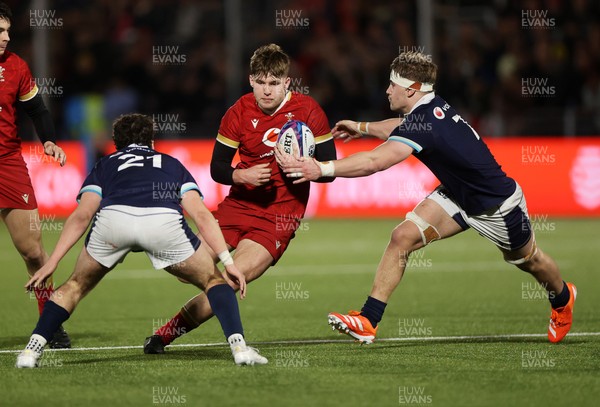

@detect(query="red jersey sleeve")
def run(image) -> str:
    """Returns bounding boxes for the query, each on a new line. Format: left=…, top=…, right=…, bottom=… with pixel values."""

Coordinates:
left=305, top=97, right=332, bottom=144
left=17, top=58, right=38, bottom=102
left=216, top=101, right=242, bottom=149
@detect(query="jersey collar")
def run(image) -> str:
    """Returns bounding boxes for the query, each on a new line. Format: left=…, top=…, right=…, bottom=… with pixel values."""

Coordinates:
left=406, top=92, right=436, bottom=116
left=127, top=143, right=153, bottom=150
left=269, top=91, right=293, bottom=116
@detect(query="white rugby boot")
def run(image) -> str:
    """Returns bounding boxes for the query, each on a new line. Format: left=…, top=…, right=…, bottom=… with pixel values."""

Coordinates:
left=16, top=334, right=46, bottom=368
left=228, top=333, right=268, bottom=366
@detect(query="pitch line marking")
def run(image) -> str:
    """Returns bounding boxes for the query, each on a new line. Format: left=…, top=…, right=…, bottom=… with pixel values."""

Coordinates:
left=1, top=332, right=599, bottom=354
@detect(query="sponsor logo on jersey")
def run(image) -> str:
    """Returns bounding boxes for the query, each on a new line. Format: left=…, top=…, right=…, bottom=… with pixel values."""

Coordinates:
left=262, top=127, right=280, bottom=148
left=251, top=118, right=259, bottom=128
left=433, top=106, right=445, bottom=119
left=22, top=194, right=29, bottom=203
left=0, top=66, right=5, bottom=82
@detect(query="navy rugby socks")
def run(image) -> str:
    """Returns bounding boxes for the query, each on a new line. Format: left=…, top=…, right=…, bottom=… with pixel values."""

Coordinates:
left=549, top=280, right=570, bottom=309
left=32, top=300, right=70, bottom=342
left=206, top=283, right=244, bottom=338
left=360, top=296, right=387, bottom=328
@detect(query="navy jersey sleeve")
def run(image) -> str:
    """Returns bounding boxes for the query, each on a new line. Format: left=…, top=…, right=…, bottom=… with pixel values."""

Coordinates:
left=387, top=106, right=438, bottom=153
left=77, top=160, right=104, bottom=202
left=179, top=163, right=202, bottom=199
left=388, top=128, right=428, bottom=153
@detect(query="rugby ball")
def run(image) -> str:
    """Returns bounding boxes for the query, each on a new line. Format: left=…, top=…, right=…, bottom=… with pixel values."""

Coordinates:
left=277, top=120, right=315, bottom=158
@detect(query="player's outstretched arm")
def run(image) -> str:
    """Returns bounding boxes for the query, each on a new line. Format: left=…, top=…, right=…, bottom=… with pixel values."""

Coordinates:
left=276, top=140, right=413, bottom=183
left=25, top=192, right=101, bottom=290
left=180, top=191, right=247, bottom=298
left=333, top=118, right=402, bottom=142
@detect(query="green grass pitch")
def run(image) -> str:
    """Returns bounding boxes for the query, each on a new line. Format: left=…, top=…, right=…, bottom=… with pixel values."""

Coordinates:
left=0, top=218, right=598, bottom=406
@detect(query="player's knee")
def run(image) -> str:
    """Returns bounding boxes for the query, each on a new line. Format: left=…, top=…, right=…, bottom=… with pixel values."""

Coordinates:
left=403, top=211, right=441, bottom=246
left=512, top=249, right=551, bottom=274
left=389, top=224, right=420, bottom=252
left=19, top=244, right=46, bottom=269
left=392, top=213, right=437, bottom=251
left=505, top=239, right=541, bottom=271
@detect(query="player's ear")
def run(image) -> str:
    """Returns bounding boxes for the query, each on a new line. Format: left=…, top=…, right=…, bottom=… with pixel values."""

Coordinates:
left=249, top=75, right=254, bottom=88
left=284, top=76, right=291, bottom=91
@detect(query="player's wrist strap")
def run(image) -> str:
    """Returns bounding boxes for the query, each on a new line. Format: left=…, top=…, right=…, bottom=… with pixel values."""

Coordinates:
left=317, top=160, right=335, bottom=177
left=218, top=250, right=234, bottom=266
left=356, top=122, right=369, bottom=136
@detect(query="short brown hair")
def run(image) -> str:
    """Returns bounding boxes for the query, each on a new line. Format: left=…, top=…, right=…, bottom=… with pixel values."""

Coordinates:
left=391, top=52, right=437, bottom=86
left=112, top=114, right=154, bottom=150
left=249, top=43, right=290, bottom=78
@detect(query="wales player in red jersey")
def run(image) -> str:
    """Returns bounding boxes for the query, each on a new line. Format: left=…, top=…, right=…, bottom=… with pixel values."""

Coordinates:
left=0, top=2, right=70, bottom=347
left=144, top=44, right=337, bottom=353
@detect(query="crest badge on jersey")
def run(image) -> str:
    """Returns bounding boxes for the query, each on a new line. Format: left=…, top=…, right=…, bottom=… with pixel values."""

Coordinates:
left=433, top=106, right=445, bottom=119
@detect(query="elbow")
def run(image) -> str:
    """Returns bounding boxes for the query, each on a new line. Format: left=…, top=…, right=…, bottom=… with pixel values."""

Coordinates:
left=71, top=211, right=94, bottom=230
left=209, top=162, right=219, bottom=182
left=363, top=158, right=392, bottom=175
left=365, top=161, right=383, bottom=175
left=77, top=209, right=95, bottom=224
left=210, top=162, right=234, bottom=185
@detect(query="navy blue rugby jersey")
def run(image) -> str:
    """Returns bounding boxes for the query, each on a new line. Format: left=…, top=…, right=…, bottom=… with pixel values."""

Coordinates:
left=77, top=144, right=201, bottom=213
left=389, top=94, right=516, bottom=215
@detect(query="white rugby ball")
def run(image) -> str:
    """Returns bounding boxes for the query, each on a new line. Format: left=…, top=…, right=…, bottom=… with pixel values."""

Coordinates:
left=277, top=120, right=316, bottom=158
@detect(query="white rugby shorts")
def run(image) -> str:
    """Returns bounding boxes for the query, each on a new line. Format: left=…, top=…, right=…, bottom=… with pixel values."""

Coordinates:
left=85, top=205, right=200, bottom=269
left=427, top=183, right=532, bottom=251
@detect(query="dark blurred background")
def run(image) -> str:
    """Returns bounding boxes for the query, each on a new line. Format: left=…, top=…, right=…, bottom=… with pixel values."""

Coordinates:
left=7, top=0, right=600, bottom=152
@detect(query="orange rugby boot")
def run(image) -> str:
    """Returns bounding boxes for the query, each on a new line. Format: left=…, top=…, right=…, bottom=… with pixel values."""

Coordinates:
left=328, top=310, right=378, bottom=344
left=548, top=282, right=577, bottom=343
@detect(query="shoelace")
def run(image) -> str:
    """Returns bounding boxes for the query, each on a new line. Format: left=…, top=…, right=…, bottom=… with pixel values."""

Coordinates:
left=550, top=309, right=568, bottom=327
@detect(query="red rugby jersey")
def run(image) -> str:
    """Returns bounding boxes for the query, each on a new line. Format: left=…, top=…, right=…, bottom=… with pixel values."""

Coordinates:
left=0, top=50, right=38, bottom=158
left=216, top=91, right=332, bottom=217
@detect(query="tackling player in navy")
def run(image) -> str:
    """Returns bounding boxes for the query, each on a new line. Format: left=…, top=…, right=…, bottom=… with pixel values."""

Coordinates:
left=276, top=51, right=576, bottom=345
left=16, top=113, right=267, bottom=368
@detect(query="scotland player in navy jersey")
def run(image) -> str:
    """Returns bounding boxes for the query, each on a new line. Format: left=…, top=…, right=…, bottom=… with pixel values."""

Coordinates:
left=276, top=51, right=576, bottom=344
left=16, top=114, right=267, bottom=368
